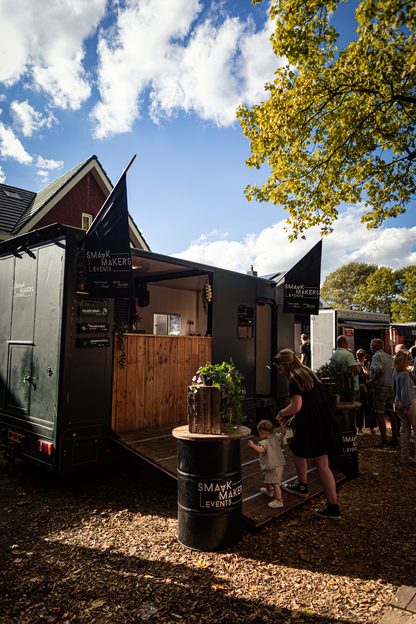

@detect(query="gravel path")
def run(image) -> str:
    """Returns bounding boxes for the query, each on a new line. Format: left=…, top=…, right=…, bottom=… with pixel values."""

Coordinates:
left=1, top=433, right=415, bottom=623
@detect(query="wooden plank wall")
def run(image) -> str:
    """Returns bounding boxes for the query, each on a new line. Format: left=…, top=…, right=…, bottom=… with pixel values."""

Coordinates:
left=112, top=334, right=212, bottom=433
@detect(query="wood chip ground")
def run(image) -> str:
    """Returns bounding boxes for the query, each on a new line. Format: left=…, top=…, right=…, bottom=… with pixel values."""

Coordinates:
left=1, top=429, right=416, bottom=623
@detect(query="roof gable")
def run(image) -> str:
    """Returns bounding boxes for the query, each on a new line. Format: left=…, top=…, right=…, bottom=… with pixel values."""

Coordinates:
left=12, top=155, right=112, bottom=234
left=0, top=155, right=150, bottom=252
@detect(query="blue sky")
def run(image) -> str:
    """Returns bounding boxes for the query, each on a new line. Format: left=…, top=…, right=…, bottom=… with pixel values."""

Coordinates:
left=0, top=0, right=415, bottom=280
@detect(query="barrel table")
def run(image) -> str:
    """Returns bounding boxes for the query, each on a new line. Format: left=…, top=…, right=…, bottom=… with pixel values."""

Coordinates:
left=329, top=401, right=361, bottom=479
left=172, top=425, right=251, bottom=552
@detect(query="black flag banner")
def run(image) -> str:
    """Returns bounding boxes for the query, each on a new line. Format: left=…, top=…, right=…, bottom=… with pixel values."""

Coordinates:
left=83, top=171, right=135, bottom=298
left=283, top=240, right=322, bottom=315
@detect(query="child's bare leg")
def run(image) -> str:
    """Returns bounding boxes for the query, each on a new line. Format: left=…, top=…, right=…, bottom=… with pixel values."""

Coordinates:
left=266, top=483, right=273, bottom=494
left=273, top=483, right=283, bottom=501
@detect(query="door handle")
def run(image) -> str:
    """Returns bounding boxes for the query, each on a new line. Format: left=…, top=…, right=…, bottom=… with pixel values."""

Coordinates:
left=23, top=376, right=37, bottom=390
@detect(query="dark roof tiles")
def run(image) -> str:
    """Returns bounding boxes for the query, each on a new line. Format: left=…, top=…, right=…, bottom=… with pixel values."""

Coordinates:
left=0, top=184, right=36, bottom=234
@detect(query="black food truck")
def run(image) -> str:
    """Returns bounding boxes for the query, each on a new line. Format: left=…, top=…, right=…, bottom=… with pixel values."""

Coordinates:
left=0, top=221, right=322, bottom=473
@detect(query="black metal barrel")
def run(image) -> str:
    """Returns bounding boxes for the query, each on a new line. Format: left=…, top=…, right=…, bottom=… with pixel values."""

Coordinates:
left=173, top=426, right=250, bottom=551
left=329, top=402, right=360, bottom=479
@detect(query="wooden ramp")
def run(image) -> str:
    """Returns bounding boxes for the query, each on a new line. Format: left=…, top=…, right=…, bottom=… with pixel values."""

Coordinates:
left=113, top=423, right=181, bottom=479
left=113, top=425, right=346, bottom=530
left=240, top=441, right=346, bottom=529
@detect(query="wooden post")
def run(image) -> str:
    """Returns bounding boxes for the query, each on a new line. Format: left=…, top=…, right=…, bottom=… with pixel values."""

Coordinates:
left=187, top=385, right=221, bottom=434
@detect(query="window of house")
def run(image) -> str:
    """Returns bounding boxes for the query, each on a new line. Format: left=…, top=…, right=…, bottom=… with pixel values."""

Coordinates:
left=82, top=213, right=93, bottom=230
left=3, top=190, right=22, bottom=200
left=153, top=314, right=181, bottom=336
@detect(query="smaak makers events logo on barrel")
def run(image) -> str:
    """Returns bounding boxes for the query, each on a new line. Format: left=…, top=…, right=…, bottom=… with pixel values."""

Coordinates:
left=197, top=478, right=242, bottom=509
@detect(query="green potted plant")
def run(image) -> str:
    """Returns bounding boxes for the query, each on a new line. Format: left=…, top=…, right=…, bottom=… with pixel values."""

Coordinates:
left=189, top=359, right=245, bottom=431
left=316, top=359, right=354, bottom=404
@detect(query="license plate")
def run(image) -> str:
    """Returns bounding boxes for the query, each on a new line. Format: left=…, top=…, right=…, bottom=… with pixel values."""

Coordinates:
left=8, top=430, right=22, bottom=443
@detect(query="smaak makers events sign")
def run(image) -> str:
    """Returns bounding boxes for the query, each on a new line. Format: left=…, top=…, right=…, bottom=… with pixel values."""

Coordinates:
left=283, top=240, right=322, bottom=316
left=83, top=172, right=135, bottom=299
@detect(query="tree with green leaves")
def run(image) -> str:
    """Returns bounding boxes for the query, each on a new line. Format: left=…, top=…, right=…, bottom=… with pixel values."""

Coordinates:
left=390, top=265, right=416, bottom=321
left=320, top=261, right=378, bottom=309
left=353, top=267, right=405, bottom=315
left=237, top=0, right=416, bottom=240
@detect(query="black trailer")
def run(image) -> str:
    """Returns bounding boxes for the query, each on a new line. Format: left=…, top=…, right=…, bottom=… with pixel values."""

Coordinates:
left=0, top=224, right=114, bottom=473
left=0, top=224, right=299, bottom=473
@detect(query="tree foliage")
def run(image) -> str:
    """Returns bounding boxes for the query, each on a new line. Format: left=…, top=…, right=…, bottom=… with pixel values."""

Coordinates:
left=320, top=261, right=378, bottom=309
left=354, top=266, right=405, bottom=315
left=390, top=265, right=416, bottom=321
left=321, top=262, right=416, bottom=320
left=237, top=0, right=416, bottom=240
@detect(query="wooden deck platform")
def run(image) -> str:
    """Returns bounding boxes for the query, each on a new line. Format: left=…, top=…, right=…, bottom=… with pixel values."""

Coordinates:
left=113, top=424, right=346, bottom=530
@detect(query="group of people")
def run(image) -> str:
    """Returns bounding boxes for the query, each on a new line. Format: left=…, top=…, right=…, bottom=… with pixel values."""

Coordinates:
left=247, top=337, right=416, bottom=522
left=332, top=335, right=416, bottom=455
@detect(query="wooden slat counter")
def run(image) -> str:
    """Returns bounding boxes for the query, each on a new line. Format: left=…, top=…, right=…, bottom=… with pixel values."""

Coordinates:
left=112, top=334, right=211, bottom=433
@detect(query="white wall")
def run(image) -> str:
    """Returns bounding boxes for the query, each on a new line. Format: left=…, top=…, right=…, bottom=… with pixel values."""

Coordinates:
left=310, top=309, right=336, bottom=370
left=133, top=284, right=207, bottom=336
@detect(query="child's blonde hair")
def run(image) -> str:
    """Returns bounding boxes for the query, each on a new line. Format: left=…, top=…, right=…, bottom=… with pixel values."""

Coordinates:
left=257, top=419, right=274, bottom=434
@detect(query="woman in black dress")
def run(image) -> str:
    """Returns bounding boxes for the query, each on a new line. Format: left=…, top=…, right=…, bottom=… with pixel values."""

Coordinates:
left=273, top=349, right=342, bottom=520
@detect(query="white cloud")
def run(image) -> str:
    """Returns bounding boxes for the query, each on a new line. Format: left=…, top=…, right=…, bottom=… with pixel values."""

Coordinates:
left=0, top=165, right=5, bottom=183
left=91, top=0, right=277, bottom=138
left=149, top=16, right=245, bottom=125
left=35, top=156, right=64, bottom=171
left=172, top=206, right=416, bottom=280
left=0, top=0, right=277, bottom=136
left=237, top=7, right=279, bottom=106
left=92, top=0, right=203, bottom=138
left=10, top=100, right=58, bottom=137
left=0, top=0, right=107, bottom=110
left=0, top=116, right=62, bottom=176
left=193, top=229, right=229, bottom=244
left=33, top=157, right=64, bottom=185
left=36, top=169, right=50, bottom=185
left=0, top=122, right=32, bottom=164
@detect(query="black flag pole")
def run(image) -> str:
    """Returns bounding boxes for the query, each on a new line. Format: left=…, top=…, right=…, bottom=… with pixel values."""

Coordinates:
left=81, top=155, right=137, bottom=298
left=123, top=154, right=136, bottom=174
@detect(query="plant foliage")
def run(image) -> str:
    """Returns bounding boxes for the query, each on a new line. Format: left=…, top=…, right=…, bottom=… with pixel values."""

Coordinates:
left=320, top=261, right=416, bottom=321
left=354, top=266, right=405, bottom=316
left=390, top=265, right=416, bottom=321
left=320, top=261, right=378, bottom=309
left=189, top=359, right=245, bottom=428
left=317, top=359, right=355, bottom=402
left=238, top=0, right=416, bottom=240
left=114, top=323, right=127, bottom=370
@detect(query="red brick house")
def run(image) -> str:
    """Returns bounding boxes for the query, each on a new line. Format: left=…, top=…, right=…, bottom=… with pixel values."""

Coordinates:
left=0, top=155, right=149, bottom=250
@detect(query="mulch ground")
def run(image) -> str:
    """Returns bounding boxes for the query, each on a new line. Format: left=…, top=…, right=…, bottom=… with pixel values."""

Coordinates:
left=1, top=429, right=416, bottom=624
